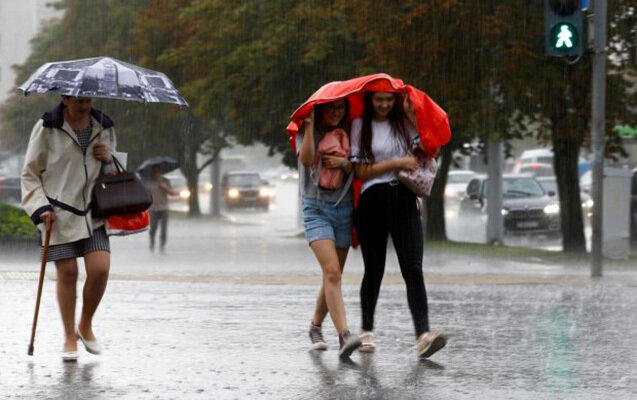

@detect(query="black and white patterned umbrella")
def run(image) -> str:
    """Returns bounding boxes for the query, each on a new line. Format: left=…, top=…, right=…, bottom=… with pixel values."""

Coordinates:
left=137, top=156, right=180, bottom=178
left=18, top=56, right=188, bottom=107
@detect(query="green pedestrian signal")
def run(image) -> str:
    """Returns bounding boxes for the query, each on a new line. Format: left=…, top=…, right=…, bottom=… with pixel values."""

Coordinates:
left=551, top=23, right=578, bottom=50
left=545, top=0, right=584, bottom=57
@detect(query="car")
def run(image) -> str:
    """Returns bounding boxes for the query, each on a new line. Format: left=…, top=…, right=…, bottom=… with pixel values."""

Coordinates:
left=445, top=170, right=477, bottom=203
left=519, top=148, right=554, bottom=165
left=221, top=171, right=273, bottom=211
left=0, top=177, right=22, bottom=205
left=536, top=176, right=593, bottom=219
left=163, top=172, right=191, bottom=203
left=460, top=175, right=561, bottom=237
left=513, top=162, right=554, bottom=178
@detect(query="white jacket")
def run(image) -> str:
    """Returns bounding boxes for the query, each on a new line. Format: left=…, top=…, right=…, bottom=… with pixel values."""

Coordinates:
left=21, top=103, right=117, bottom=246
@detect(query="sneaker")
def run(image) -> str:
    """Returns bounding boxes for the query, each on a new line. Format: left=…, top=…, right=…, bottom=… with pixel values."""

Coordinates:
left=417, top=329, right=446, bottom=358
left=309, top=323, right=327, bottom=351
left=359, top=331, right=376, bottom=353
left=338, top=330, right=362, bottom=359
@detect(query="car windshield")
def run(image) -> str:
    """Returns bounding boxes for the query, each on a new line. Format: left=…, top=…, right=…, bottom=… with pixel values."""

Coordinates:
left=538, top=179, right=557, bottom=193
left=482, top=177, right=545, bottom=198
left=448, top=173, right=475, bottom=184
left=228, top=174, right=262, bottom=186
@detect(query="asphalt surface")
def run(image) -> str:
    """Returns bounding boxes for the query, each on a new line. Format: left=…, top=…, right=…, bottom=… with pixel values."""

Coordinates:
left=1, top=181, right=636, bottom=399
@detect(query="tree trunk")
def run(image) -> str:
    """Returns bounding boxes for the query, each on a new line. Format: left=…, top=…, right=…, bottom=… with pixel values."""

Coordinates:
left=553, top=137, right=586, bottom=253
left=425, top=145, right=451, bottom=241
left=185, top=171, right=200, bottom=217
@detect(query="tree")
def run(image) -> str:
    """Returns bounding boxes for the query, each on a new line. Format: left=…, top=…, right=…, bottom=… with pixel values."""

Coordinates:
left=341, top=0, right=513, bottom=241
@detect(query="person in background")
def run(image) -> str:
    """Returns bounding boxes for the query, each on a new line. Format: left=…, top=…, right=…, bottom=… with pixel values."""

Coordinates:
left=145, top=165, right=179, bottom=253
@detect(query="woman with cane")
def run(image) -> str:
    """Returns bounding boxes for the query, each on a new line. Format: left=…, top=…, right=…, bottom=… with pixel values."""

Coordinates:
left=22, top=96, right=116, bottom=361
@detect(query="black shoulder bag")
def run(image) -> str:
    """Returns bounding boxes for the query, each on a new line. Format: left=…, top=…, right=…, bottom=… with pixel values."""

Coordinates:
left=92, top=157, right=153, bottom=217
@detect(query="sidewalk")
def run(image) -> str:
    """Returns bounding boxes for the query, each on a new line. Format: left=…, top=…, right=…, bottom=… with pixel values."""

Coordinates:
left=2, top=207, right=637, bottom=399
left=2, top=268, right=637, bottom=399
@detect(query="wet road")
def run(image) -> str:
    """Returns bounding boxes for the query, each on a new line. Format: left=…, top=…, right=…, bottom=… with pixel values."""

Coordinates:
left=2, top=280, right=636, bottom=399
left=1, top=180, right=636, bottom=398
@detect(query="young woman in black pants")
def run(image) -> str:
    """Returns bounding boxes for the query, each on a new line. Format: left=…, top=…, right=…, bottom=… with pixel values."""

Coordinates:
left=350, top=91, right=446, bottom=358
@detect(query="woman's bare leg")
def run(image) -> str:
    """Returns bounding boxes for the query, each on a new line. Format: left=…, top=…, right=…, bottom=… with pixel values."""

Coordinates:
left=78, top=251, right=110, bottom=341
left=55, top=258, right=79, bottom=352
left=310, top=240, right=348, bottom=332
left=312, top=246, right=349, bottom=326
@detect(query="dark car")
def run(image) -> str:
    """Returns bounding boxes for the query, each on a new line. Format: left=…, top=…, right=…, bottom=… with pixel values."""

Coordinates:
left=460, top=175, right=561, bottom=237
left=221, top=171, right=273, bottom=211
left=0, top=177, right=22, bottom=205
left=536, top=176, right=593, bottom=219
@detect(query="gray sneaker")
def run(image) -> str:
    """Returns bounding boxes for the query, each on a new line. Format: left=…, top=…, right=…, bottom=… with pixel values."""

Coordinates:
left=309, top=323, right=327, bottom=351
left=338, top=330, right=362, bottom=359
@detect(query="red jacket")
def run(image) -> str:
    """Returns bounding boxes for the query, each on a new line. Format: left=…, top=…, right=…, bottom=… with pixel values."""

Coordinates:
left=286, top=73, right=451, bottom=157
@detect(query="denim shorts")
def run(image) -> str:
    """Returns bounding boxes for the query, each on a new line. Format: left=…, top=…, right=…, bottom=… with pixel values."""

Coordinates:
left=302, top=197, right=353, bottom=248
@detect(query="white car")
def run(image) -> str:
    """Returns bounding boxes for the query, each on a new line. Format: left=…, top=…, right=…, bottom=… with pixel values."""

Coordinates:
left=445, top=170, right=477, bottom=202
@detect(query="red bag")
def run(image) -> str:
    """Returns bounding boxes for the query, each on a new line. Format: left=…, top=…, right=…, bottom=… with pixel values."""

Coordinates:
left=314, top=128, right=350, bottom=190
left=105, top=211, right=149, bottom=236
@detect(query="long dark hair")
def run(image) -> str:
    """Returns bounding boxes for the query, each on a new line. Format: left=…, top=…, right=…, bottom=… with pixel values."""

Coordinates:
left=359, top=92, right=409, bottom=163
left=313, top=99, right=350, bottom=135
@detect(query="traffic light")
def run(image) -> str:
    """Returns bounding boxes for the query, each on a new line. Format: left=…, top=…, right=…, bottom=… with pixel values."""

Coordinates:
left=545, top=0, right=584, bottom=57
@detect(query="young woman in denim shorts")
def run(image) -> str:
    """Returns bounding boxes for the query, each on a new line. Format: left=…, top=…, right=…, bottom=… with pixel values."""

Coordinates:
left=297, top=99, right=362, bottom=358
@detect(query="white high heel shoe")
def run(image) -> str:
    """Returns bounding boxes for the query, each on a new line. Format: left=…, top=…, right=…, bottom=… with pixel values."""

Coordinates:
left=61, top=351, right=78, bottom=362
left=76, top=329, right=102, bottom=355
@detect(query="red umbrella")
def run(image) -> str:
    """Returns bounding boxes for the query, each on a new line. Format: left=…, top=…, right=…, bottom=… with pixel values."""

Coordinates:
left=286, top=73, right=451, bottom=157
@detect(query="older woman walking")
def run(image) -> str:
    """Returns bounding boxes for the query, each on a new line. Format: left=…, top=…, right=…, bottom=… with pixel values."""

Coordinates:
left=22, top=96, right=117, bottom=362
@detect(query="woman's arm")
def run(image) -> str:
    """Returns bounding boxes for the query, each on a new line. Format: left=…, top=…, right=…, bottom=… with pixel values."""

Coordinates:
left=159, top=180, right=180, bottom=196
left=298, top=111, right=315, bottom=167
left=354, top=156, right=419, bottom=180
left=322, top=155, right=353, bottom=174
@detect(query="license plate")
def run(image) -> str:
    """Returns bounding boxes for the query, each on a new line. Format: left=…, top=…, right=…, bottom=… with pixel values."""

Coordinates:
left=517, top=221, right=539, bottom=228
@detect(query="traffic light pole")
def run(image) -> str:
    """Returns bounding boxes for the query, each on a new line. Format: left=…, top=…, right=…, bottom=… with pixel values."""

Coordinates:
left=590, top=0, right=607, bottom=277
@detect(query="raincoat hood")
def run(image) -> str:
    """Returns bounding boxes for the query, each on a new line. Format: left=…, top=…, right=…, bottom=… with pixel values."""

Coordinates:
left=286, top=73, right=451, bottom=157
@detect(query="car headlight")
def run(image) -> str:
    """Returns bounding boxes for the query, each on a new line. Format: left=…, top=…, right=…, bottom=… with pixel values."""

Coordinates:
left=544, top=204, right=560, bottom=214
left=179, top=189, right=191, bottom=199
left=204, top=182, right=213, bottom=191
left=501, top=209, right=509, bottom=216
left=444, top=188, right=456, bottom=198
left=267, top=188, right=277, bottom=197
left=259, top=187, right=269, bottom=197
left=228, top=188, right=239, bottom=199
left=583, top=199, right=593, bottom=209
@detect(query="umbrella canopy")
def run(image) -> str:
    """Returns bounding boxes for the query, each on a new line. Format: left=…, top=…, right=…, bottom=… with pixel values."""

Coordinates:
left=286, top=73, right=451, bottom=157
left=19, top=56, right=188, bottom=107
left=136, top=156, right=180, bottom=178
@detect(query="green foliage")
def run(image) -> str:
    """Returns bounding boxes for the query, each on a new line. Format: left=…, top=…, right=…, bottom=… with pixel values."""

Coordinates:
left=0, top=203, right=38, bottom=239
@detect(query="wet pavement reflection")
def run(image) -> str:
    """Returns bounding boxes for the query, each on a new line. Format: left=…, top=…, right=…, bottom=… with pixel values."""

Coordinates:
left=1, top=181, right=636, bottom=398
left=2, top=281, right=637, bottom=399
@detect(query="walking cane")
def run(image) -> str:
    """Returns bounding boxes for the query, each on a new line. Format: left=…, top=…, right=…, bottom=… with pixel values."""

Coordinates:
left=28, top=223, right=51, bottom=356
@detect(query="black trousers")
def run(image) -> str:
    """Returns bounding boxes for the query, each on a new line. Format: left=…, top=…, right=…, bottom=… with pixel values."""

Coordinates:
left=149, top=210, right=169, bottom=250
left=355, top=181, right=430, bottom=336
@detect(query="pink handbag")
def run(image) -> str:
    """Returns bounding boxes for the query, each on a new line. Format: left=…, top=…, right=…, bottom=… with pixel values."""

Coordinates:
left=397, top=154, right=438, bottom=197
left=314, top=128, right=350, bottom=190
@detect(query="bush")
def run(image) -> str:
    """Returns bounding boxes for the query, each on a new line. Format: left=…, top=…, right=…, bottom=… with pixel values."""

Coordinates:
left=0, top=203, right=38, bottom=239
